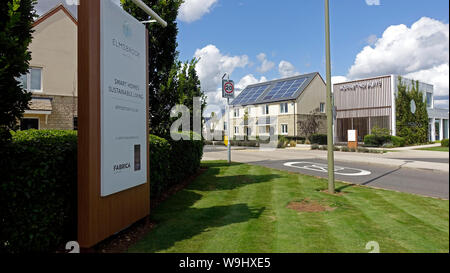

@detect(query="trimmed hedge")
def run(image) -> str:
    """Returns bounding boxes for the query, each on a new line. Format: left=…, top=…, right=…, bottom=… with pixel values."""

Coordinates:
left=149, top=132, right=204, bottom=199
left=310, top=134, right=327, bottom=145
left=0, top=130, right=78, bottom=253
left=1, top=130, right=203, bottom=253
left=364, top=134, right=405, bottom=147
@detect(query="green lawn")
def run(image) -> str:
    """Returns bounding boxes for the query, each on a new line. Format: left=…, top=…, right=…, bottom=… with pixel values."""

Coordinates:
left=129, top=161, right=449, bottom=253
left=417, top=146, right=449, bottom=152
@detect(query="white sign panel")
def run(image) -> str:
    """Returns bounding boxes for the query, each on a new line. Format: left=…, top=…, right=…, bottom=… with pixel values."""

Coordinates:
left=347, top=130, right=356, bottom=142
left=100, top=0, right=147, bottom=196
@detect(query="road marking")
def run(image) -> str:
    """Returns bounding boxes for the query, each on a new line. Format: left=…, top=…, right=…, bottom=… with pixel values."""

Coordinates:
left=283, top=161, right=371, bottom=176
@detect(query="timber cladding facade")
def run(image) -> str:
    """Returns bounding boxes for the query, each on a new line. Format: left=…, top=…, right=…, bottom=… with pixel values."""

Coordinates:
left=19, top=4, right=78, bottom=131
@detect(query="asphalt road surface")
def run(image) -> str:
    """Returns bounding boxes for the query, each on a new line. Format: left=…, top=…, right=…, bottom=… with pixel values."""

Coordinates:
left=203, top=147, right=449, bottom=199
left=252, top=158, right=449, bottom=199
left=390, top=157, right=449, bottom=164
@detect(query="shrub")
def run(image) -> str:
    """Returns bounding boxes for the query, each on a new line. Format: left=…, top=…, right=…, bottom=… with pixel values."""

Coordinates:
left=277, top=135, right=288, bottom=148
left=310, top=134, right=327, bottom=145
left=442, top=139, right=449, bottom=147
left=1, top=130, right=204, bottom=253
left=1, top=130, right=78, bottom=253
left=382, top=142, right=394, bottom=148
left=341, top=146, right=349, bottom=152
left=311, top=144, right=320, bottom=150
left=289, top=140, right=296, bottom=147
left=320, top=145, right=328, bottom=150
left=167, top=132, right=204, bottom=188
left=390, top=136, right=405, bottom=147
left=357, top=147, right=370, bottom=153
left=149, top=134, right=171, bottom=198
left=333, top=146, right=340, bottom=151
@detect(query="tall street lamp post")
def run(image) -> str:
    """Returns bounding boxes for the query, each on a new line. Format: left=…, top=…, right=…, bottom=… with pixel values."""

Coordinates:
left=324, top=0, right=335, bottom=193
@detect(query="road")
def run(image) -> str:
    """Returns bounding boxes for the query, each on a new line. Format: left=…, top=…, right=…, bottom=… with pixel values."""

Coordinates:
left=203, top=146, right=449, bottom=199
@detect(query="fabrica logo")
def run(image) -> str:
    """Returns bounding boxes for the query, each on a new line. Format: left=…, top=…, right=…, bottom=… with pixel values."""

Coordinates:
left=123, top=21, right=132, bottom=38
left=113, top=162, right=131, bottom=172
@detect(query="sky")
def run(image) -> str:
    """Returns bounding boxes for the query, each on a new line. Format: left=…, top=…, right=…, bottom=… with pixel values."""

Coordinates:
left=35, top=0, right=449, bottom=113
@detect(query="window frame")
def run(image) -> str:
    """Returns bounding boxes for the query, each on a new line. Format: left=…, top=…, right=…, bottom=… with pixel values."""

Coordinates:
left=20, top=117, right=40, bottom=130
left=19, top=67, right=43, bottom=93
left=262, top=104, right=269, bottom=115
left=319, top=102, right=325, bottom=113
left=281, top=123, right=288, bottom=135
left=280, top=102, right=288, bottom=114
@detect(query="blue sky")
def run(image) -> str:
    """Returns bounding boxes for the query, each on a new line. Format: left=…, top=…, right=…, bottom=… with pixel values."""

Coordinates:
left=35, top=0, right=449, bottom=111
left=174, top=0, right=449, bottom=111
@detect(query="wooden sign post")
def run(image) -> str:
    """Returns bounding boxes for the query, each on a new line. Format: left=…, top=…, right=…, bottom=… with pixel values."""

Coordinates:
left=78, top=0, right=150, bottom=248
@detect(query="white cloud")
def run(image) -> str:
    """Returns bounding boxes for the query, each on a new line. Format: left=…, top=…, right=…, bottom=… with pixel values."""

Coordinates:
left=256, top=53, right=275, bottom=73
left=278, top=60, right=300, bottom=78
left=434, top=99, right=449, bottom=109
left=203, top=74, right=267, bottom=115
left=178, top=0, right=218, bottom=23
left=331, top=76, right=348, bottom=85
left=365, top=0, right=380, bottom=6
left=235, top=74, right=267, bottom=95
left=347, top=17, right=449, bottom=108
left=366, top=34, right=378, bottom=45
left=194, top=44, right=248, bottom=110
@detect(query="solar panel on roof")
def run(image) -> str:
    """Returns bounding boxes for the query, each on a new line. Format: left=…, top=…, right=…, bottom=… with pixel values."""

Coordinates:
left=232, top=84, right=270, bottom=105
left=232, top=73, right=314, bottom=105
left=274, top=78, right=307, bottom=100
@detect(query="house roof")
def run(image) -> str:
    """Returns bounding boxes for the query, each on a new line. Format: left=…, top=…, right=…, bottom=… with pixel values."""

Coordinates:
left=33, top=4, right=77, bottom=28
left=231, top=72, right=320, bottom=106
left=28, top=97, right=53, bottom=111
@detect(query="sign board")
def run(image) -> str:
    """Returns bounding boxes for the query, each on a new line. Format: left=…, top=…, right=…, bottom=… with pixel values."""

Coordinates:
left=347, top=129, right=358, bottom=149
left=100, top=0, right=147, bottom=196
left=222, top=79, right=234, bottom=98
left=347, top=130, right=356, bottom=142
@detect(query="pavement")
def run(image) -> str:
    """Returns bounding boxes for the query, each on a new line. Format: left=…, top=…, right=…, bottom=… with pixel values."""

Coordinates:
left=203, top=145, right=449, bottom=199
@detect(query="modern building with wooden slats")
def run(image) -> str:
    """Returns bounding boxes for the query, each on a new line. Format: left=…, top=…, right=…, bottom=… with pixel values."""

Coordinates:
left=333, top=75, right=449, bottom=142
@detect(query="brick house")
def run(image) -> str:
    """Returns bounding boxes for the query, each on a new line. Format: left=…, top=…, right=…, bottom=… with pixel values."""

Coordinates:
left=19, top=4, right=78, bottom=130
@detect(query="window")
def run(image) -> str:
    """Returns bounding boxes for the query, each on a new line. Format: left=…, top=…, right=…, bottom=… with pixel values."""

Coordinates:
left=73, top=117, right=78, bottom=131
left=426, top=93, right=432, bottom=108
left=262, top=105, right=269, bottom=115
left=18, top=67, right=42, bottom=92
left=20, top=118, right=39, bottom=130
left=280, top=103, right=288, bottom=114
left=320, top=103, right=325, bottom=113
left=223, top=122, right=227, bottom=131
left=234, top=108, right=239, bottom=117
left=234, top=126, right=239, bottom=134
left=281, top=124, right=288, bottom=135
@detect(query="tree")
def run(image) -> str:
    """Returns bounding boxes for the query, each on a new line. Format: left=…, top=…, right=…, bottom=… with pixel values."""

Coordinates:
left=0, top=0, right=36, bottom=139
left=298, top=110, right=322, bottom=140
left=395, top=76, right=429, bottom=145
